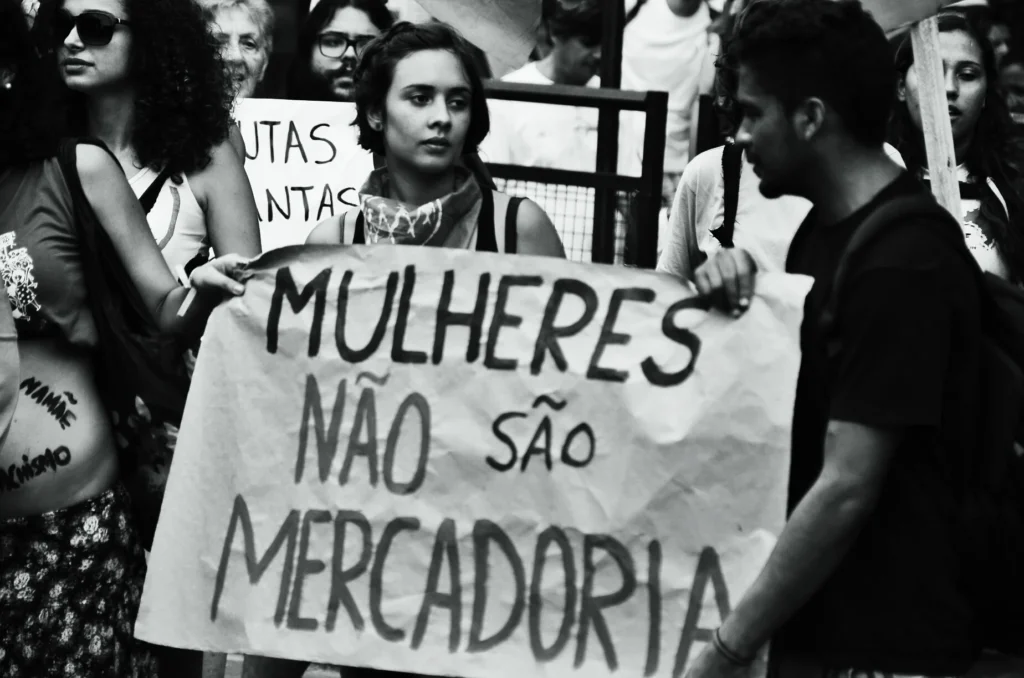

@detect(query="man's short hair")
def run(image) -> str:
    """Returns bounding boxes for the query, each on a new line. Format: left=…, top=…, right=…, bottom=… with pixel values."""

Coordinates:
left=726, top=0, right=897, bottom=147
left=543, top=0, right=602, bottom=46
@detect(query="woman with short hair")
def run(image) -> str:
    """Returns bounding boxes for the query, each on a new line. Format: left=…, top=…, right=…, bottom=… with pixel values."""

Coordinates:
left=242, top=20, right=564, bottom=678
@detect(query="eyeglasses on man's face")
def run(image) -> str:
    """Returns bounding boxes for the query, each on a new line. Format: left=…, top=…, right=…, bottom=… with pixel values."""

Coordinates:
left=318, top=32, right=375, bottom=59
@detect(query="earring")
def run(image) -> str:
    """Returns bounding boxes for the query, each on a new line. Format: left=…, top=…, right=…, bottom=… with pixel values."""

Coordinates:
left=1, top=82, right=10, bottom=90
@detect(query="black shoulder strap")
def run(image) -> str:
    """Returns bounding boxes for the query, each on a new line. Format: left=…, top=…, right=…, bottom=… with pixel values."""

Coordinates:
left=625, top=0, right=649, bottom=25
left=55, top=138, right=189, bottom=414
left=354, top=212, right=365, bottom=244
left=820, top=194, right=956, bottom=359
left=711, top=143, right=743, bottom=248
left=476, top=188, right=498, bottom=252
left=505, top=197, right=523, bottom=254
left=138, top=168, right=174, bottom=215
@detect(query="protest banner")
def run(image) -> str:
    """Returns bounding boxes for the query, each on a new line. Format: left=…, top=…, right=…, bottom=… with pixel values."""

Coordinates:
left=136, top=246, right=811, bottom=677
left=236, top=98, right=375, bottom=251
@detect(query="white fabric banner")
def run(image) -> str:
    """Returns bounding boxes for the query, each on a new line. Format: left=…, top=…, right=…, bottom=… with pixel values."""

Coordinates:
left=237, top=99, right=375, bottom=252
left=136, top=246, right=811, bottom=677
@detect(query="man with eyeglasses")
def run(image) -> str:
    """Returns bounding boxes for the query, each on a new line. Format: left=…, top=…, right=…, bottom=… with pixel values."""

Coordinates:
left=287, top=0, right=394, bottom=103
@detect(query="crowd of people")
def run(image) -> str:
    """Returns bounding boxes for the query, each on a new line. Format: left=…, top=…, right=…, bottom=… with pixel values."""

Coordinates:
left=3, top=0, right=1024, bottom=677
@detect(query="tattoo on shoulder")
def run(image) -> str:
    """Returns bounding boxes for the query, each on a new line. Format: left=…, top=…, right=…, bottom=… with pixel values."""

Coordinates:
left=20, top=377, right=78, bottom=430
left=0, top=447, right=72, bottom=493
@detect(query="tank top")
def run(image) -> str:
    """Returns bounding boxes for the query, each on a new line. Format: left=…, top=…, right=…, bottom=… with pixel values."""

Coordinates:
left=0, top=159, right=98, bottom=348
left=128, top=167, right=209, bottom=274
left=352, top=189, right=523, bottom=253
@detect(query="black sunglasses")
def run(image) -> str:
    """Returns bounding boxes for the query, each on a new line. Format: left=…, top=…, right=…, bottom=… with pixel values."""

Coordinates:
left=55, top=10, right=131, bottom=47
left=318, top=32, right=375, bottom=59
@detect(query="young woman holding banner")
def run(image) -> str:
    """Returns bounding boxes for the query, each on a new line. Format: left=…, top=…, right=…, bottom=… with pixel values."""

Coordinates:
left=890, top=10, right=1024, bottom=283
left=305, top=21, right=565, bottom=257
left=243, top=20, right=565, bottom=678
left=0, top=1, right=250, bottom=674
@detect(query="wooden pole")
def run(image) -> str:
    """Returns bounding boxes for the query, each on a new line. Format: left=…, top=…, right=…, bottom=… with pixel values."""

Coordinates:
left=909, top=16, right=961, bottom=218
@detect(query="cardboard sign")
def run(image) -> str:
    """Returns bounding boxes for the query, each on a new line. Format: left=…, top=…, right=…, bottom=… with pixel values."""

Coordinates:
left=859, top=0, right=959, bottom=34
left=136, top=246, right=811, bottom=677
left=237, top=99, right=376, bottom=251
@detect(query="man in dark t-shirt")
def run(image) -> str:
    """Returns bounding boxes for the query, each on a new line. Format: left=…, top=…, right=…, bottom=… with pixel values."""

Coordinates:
left=686, top=2, right=983, bottom=678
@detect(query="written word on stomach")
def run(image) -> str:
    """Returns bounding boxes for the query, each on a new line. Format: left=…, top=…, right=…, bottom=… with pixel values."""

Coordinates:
left=0, top=376, right=79, bottom=493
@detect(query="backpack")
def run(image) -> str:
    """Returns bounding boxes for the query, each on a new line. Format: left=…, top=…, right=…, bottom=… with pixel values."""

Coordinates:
left=821, top=193, right=1024, bottom=656
left=57, top=139, right=192, bottom=550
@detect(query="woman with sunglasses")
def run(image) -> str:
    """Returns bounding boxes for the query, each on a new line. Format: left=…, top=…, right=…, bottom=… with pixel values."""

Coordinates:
left=242, top=20, right=564, bottom=678
left=42, top=0, right=261, bottom=278
left=0, top=0, right=250, bottom=675
left=287, top=0, right=394, bottom=103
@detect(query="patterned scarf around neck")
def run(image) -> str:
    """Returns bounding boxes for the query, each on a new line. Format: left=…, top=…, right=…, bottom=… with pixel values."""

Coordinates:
left=358, top=166, right=482, bottom=248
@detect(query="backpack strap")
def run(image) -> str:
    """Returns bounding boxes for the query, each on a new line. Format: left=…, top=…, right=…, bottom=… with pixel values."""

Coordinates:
left=505, top=196, right=523, bottom=255
left=476, top=189, right=498, bottom=252
left=625, top=0, right=649, bottom=25
left=711, top=143, right=743, bottom=248
left=353, top=211, right=366, bottom=245
left=820, top=194, right=959, bottom=362
left=138, top=167, right=174, bottom=215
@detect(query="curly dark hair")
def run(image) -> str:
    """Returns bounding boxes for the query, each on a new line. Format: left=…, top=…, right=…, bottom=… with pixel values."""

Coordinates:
left=890, top=11, right=1024, bottom=282
left=36, top=0, right=233, bottom=177
left=286, top=0, right=394, bottom=101
left=352, top=21, right=490, bottom=157
left=724, top=0, right=897, bottom=148
left=0, top=0, right=67, bottom=166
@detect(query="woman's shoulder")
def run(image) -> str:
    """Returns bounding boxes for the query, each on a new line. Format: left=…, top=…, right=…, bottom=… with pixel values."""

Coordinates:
left=498, top=193, right=565, bottom=258
left=306, top=209, right=359, bottom=245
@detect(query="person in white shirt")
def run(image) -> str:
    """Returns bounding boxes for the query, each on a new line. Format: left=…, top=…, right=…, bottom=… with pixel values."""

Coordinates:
left=622, top=0, right=713, bottom=193
left=480, top=0, right=603, bottom=173
left=480, top=0, right=642, bottom=259
left=657, top=143, right=811, bottom=282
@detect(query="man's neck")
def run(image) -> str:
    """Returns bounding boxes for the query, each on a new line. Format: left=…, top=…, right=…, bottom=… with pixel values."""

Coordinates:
left=665, top=0, right=704, bottom=18
left=535, top=54, right=561, bottom=85
left=805, top=146, right=904, bottom=225
left=85, top=90, right=136, bottom=163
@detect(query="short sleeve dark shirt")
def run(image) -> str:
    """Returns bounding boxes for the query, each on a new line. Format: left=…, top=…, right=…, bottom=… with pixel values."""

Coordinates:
left=776, top=173, right=982, bottom=674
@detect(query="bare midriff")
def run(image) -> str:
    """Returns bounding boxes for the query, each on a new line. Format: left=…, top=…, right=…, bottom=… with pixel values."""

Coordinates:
left=0, top=338, right=118, bottom=518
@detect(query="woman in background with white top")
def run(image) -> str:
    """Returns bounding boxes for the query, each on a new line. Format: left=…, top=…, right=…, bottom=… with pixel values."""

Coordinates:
left=890, top=11, right=1024, bottom=282
left=46, top=0, right=262, bottom=281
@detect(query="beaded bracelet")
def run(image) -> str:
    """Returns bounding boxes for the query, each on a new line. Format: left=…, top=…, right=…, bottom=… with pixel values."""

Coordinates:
left=712, top=628, right=755, bottom=667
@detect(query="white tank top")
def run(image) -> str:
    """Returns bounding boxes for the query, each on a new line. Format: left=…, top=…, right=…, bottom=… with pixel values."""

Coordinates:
left=128, top=167, right=209, bottom=275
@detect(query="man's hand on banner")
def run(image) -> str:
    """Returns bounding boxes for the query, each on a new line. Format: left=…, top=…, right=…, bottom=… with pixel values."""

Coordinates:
left=694, top=248, right=757, bottom=317
left=189, top=253, right=252, bottom=298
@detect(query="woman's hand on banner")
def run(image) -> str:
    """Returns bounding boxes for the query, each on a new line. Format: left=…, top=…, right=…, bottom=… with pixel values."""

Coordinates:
left=189, top=254, right=252, bottom=298
left=694, top=248, right=757, bottom=316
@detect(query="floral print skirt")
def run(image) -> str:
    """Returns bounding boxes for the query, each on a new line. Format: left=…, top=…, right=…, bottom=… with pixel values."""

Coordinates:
left=0, top=485, right=158, bottom=677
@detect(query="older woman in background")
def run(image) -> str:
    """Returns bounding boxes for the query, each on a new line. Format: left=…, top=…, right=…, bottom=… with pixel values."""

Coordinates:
left=201, top=0, right=274, bottom=101
left=200, top=0, right=275, bottom=159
